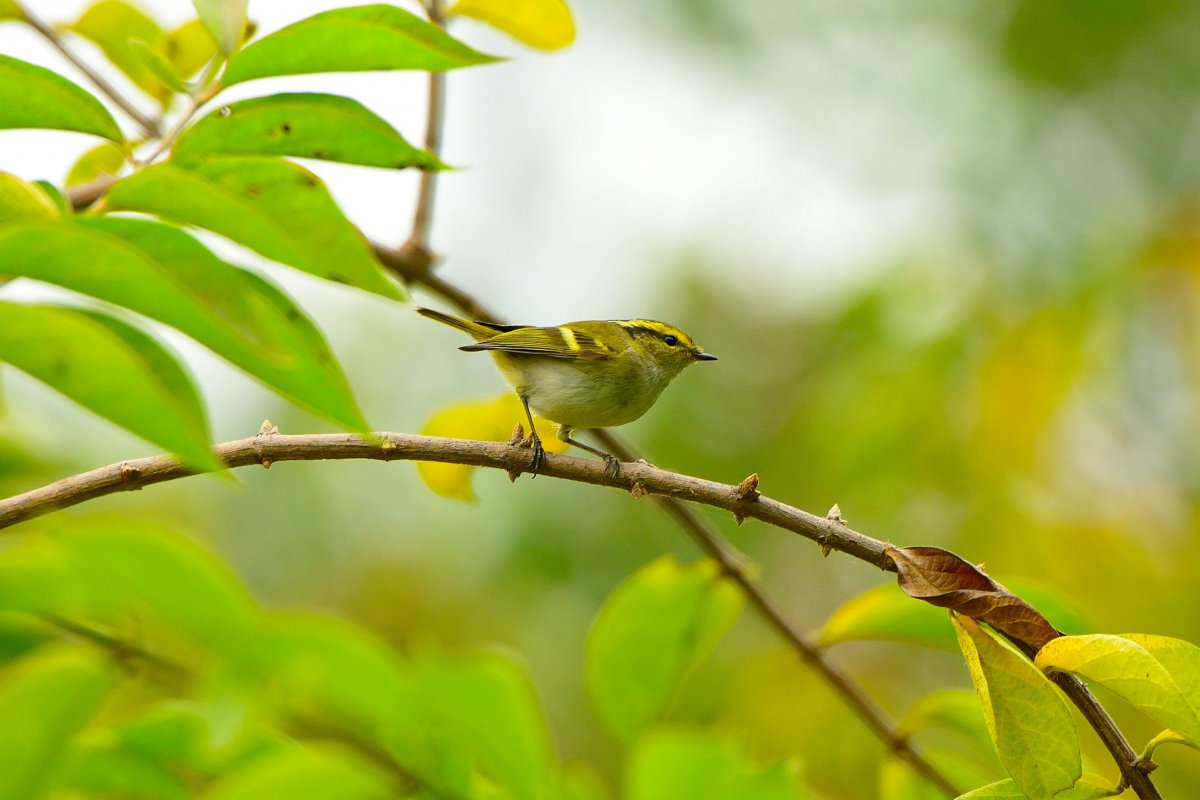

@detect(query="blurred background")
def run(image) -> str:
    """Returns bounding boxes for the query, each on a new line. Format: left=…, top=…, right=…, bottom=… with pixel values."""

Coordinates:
left=4, top=0, right=1200, bottom=796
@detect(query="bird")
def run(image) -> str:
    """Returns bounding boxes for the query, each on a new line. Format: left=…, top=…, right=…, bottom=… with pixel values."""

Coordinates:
left=417, top=307, right=717, bottom=475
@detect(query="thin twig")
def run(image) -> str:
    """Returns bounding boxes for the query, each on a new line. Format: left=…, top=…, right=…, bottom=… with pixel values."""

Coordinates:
left=14, top=1, right=161, bottom=138
left=591, top=430, right=961, bottom=796
left=136, top=82, right=220, bottom=167
left=406, top=0, right=448, bottom=256
left=44, top=613, right=189, bottom=684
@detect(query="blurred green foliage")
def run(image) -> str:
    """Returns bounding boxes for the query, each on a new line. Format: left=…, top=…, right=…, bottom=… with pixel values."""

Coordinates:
left=3, top=0, right=1200, bottom=797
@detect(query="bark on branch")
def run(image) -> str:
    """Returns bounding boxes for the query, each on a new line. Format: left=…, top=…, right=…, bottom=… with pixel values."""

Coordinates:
left=0, top=432, right=888, bottom=567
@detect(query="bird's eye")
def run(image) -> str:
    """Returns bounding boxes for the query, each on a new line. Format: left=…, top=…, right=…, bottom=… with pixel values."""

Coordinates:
left=663, top=334, right=678, bottom=347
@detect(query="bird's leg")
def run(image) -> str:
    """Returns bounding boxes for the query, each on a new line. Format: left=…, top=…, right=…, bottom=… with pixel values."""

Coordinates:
left=556, top=426, right=622, bottom=477
left=519, top=394, right=545, bottom=474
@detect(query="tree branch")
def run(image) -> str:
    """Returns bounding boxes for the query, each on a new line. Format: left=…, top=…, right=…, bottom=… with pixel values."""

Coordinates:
left=14, top=1, right=161, bottom=138
left=0, top=432, right=887, bottom=566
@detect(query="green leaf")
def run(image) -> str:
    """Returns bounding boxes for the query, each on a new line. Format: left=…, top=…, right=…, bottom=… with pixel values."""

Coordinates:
left=112, top=703, right=212, bottom=769
left=191, top=0, right=248, bottom=55
left=398, top=651, right=554, bottom=798
left=450, top=0, right=575, bottom=51
left=0, top=173, right=60, bottom=226
left=1035, top=633, right=1200, bottom=747
left=1055, top=774, right=1121, bottom=800
left=881, top=756, right=949, bottom=800
left=0, top=613, right=54, bottom=667
left=882, top=750, right=997, bottom=800
left=955, top=774, right=1119, bottom=800
left=106, top=158, right=403, bottom=300
left=176, top=93, right=444, bottom=170
left=203, top=745, right=393, bottom=800
left=821, top=581, right=1091, bottom=651
left=248, top=612, right=411, bottom=733
left=953, top=615, right=1080, bottom=800
left=88, top=216, right=369, bottom=430
left=627, top=729, right=812, bottom=800
left=898, top=689, right=996, bottom=767
left=0, top=646, right=115, bottom=800
left=65, top=142, right=128, bottom=187
left=586, top=556, right=743, bottom=740
left=250, top=614, right=554, bottom=797
left=222, top=4, right=499, bottom=87
left=956, top=779, right=1026, bottom=799
left=0, top=54, right=122, bottom=141
left=821, top=583, right=956, bottom=650
left=69, top=0, right=167, bottom=100
left=130, top=39, right=188, bottom=94
left=51, top=517, right=260, bottom=659
left=32, top=181, right=71, bottom=216
left=550, top=765, right=609, bottom=800
left=0, top=303, right=217, bottom=470
left=0, top=217, right=368, bottom=430
left=55, top=743, right=190, bottom=800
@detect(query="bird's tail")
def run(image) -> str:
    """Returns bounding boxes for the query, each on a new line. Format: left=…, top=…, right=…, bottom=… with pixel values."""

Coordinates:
left=416, top=307, right=504, bottom=341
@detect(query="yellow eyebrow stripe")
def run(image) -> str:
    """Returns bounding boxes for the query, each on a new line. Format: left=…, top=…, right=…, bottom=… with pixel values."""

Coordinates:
left=619, top=320, right=671, bottom=338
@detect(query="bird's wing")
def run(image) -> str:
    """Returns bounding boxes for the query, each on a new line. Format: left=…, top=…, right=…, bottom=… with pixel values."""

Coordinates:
left=460, top=326, right=613, bottom=360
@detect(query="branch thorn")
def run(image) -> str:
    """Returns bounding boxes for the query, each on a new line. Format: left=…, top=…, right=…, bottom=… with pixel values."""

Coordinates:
left=735, top=473, right=761, bottom=501
left=119, top=462, right=141, bottom=487
left=257, top=419, right=279, bottom=437
left=818, top=534, right=833, bottom=558
left=629, top=480, right=647, bottom=500
left=826, top=502, right=847, bottom=525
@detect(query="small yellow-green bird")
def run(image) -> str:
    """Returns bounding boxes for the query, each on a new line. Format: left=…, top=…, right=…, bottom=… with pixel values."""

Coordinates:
left=417, top=308, right=717, bottom=474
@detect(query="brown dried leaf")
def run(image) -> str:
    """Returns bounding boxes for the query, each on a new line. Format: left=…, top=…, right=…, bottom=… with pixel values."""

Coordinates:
left=886, top=546, right=1060, bottom=650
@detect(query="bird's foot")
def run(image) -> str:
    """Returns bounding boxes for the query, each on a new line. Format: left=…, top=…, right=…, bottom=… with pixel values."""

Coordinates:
left=525, top=432, right=545, bottom=474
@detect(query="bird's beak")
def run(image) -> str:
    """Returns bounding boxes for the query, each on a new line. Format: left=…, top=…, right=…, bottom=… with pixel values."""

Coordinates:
left=694, top=352, right=718, bottom=362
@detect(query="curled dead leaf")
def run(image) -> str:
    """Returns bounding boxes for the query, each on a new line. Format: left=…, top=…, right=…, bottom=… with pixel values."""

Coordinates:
left=886, top=546, right=1060, bottom=650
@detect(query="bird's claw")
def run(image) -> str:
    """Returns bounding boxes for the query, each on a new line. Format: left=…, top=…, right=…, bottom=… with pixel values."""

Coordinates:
left=529, top=434, right=545, bottom=473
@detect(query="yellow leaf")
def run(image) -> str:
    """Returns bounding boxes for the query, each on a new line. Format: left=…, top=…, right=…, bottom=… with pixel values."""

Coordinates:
left=65, top=142, right=127, bottom=187
left=0, top=173, right=60, bottom=226
left=0, top=0, right=24, bottom=22
left=418, top=394, right=566, bottom=501
left=450, top=0, right=575, bottom=51
left=164, top=18, right=220, bottom=79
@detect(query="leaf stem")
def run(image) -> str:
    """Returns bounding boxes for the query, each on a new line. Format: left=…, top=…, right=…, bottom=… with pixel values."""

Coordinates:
left=14, top=1, right=161, bottom=138
left=135, top=81, right=221, bottom=167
